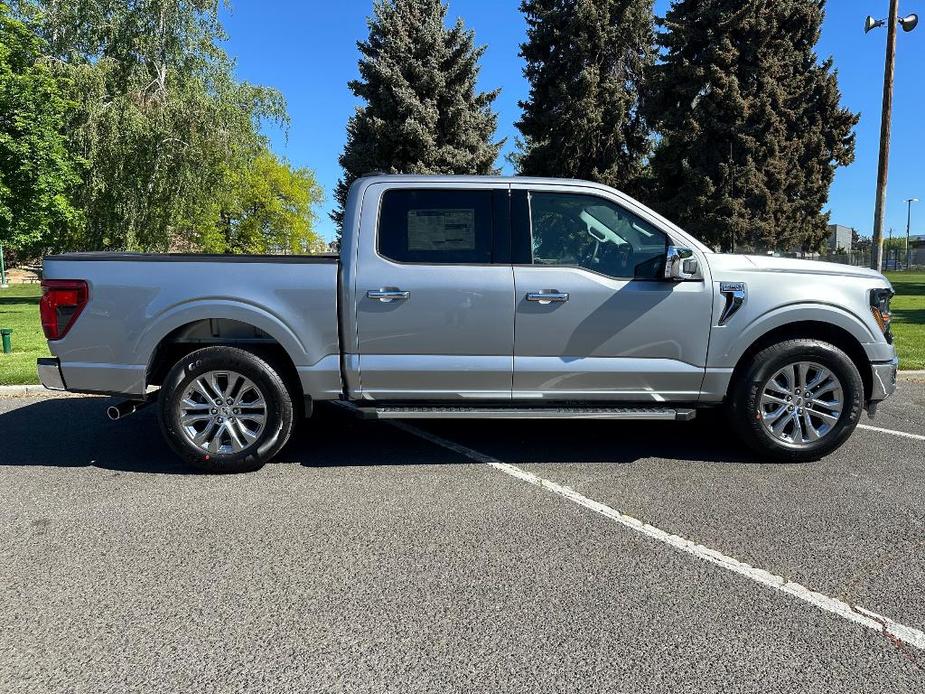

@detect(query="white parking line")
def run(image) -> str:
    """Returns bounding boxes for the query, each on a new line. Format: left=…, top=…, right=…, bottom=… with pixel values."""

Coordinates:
left=858, top=424, right=925, bottom=441
left=390, top=420, right=925, bottom=652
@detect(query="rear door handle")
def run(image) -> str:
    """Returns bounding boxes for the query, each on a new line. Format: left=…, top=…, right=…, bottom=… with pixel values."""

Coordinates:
left=367, top=289, right=410, bottom=302
left=526, top=291, right=569, bottom=304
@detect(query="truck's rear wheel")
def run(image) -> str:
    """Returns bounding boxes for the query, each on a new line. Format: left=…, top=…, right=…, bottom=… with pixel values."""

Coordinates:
left=729, top=339, right=863, bottom=462
left=158, top=346, right=295, bottom=473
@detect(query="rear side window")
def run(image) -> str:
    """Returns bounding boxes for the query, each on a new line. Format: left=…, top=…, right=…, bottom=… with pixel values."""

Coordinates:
left=378, top=189, right=493, bottom=264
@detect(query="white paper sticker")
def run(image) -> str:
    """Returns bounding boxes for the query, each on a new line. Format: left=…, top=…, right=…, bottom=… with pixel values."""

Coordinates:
left=407, top=209, right=476, bottom=251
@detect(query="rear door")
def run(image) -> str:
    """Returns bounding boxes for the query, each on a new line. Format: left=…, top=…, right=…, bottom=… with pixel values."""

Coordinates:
left=511, top=185, right=712, bottom=401
left=354, top=184, right=515, bottom=400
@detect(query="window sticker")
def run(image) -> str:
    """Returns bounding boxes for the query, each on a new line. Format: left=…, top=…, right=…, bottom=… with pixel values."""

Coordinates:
left=407, top=209, right=476, bottom=251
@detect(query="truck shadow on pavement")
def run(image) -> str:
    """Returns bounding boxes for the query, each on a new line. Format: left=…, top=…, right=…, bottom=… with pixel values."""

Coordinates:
left=0, top=396, right=186, bottom=474
left=306, top=403, right=768, bottom=467
left=0, top=397, right=770, bottom=475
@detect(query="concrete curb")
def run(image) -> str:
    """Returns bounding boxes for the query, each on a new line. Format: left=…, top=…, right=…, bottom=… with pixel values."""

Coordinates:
left=898, top=370, right=925, bottom=382
left=3, top=370, right=924, bottom=397
left=0, top=384, right=48, bottom=396
left=0, top=385, right=101, bottom=398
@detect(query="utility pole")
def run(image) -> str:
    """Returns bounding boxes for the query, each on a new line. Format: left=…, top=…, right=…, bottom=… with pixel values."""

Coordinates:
left=866, top=2, right=919, bottom=271
left=871, top=0, right=900, bottom=272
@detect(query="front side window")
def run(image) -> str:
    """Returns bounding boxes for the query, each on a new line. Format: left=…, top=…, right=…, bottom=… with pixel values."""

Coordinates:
left=529, top=192, right=669, bottom=280
left=378, top=189, right=493, bottom=264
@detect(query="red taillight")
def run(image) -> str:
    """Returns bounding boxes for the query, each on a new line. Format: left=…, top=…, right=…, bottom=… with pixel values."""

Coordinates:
left=40, top=279, right=89, bottom=340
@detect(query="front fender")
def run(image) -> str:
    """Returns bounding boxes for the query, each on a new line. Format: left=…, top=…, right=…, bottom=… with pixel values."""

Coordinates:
left=708, top=302, right=880, bottom=369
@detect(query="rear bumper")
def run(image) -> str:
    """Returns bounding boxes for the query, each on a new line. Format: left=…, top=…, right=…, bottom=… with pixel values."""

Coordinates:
left=37, top=357, right=66, bottom=391
left=869, top=356, right=898, bottom=404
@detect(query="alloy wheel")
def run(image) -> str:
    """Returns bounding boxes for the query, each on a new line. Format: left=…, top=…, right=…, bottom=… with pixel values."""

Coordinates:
left=758, top=361, right=844, bottom=448
left=177, top=370, right=267, bottom=455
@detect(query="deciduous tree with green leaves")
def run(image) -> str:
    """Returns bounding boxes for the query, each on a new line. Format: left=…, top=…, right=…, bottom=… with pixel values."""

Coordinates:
left=14, top=0, right=322, bottom=254
left=195, top=150, right=325, bottom=255
left=515, top=0, right=655, bottom=196
left=0, top=2, right=81, bottom=258
left=646, top=0, right=858, bottom=252
left=333, top=0, right=502, bottom=231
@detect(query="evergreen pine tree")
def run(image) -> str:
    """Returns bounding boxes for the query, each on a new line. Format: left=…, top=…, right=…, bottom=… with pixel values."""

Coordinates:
left=333, top=0, right=502, bottom=230
left=647, top=0, right=858, bottom=252
left=515, top=0, right=655, bottom=195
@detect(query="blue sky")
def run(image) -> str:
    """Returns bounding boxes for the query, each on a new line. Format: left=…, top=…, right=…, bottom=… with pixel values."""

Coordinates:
left=219, top=1, right=924, bottom=243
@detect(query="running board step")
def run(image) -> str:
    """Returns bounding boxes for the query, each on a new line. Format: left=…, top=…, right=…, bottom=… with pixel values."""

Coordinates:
left=348, top=405, right=696, bottom=421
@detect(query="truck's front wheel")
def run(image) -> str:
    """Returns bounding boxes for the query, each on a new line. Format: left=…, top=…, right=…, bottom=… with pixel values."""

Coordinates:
left=158, top=346, right=295, bottom=473
left=729, top=339, right=863, bottom=462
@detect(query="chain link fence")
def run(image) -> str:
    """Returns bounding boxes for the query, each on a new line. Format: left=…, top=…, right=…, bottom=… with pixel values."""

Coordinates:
left=816, top=247, right=925, bottom=271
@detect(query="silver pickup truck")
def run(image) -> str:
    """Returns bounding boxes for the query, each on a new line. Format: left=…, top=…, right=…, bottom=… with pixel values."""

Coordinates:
left=37, top=175, right=898, bottom=472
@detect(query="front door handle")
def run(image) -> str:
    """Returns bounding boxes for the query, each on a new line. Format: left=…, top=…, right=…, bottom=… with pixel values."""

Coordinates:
left=526, top=290, right=569, bottom=304
left=367, top=288, right=410, bottom=302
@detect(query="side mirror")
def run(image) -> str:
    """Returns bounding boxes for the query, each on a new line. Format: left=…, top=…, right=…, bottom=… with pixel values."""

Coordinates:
left=664, top=246, right=702, bottom=281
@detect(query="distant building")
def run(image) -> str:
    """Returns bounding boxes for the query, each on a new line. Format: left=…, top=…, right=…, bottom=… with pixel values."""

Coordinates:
left=826, top=224, right=853, bottom=252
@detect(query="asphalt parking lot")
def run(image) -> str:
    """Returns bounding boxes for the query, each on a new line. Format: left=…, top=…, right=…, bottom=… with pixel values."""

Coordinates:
left=1, top=383, right=924, bottom=693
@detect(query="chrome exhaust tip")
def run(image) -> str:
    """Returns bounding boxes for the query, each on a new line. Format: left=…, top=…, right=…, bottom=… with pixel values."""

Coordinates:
left=106, top=399, right=152, bottom=421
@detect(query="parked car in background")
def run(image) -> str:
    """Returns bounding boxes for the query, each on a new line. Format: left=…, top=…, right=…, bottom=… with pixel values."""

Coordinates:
left=37, top=175, right=898, bottom=472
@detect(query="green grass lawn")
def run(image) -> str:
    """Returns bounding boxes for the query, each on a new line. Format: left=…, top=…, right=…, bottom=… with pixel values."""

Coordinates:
left=0, top=284, right=49, bottom=385
left=885, top=272, right=925, bottom=370
left=0, top=272, right=922, bottom=386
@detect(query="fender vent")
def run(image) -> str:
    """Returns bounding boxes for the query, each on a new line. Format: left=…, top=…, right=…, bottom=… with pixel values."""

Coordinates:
left=718, top=282, right=747, bottom=325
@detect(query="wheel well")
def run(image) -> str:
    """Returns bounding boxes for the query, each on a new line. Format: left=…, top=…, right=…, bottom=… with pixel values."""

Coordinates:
left=727, top=321, right=872, bottom=401
left=146, top=319, right=302, bottom=398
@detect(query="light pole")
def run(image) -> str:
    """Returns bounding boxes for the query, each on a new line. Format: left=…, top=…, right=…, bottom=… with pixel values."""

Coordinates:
left=907, top=197, right=919, bottom=269
left=0, top=244, right=7, bottom=288
left=865, top=3, right=919, bottom=272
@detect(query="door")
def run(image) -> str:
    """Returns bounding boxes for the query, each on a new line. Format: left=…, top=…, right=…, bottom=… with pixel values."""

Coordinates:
left=354, top=186, right=515, bottom=400
left=512, top=188, right=712, bottom=401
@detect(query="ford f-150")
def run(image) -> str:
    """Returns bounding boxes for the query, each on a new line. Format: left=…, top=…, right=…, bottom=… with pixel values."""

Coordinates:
left=36, top=175, right=898, bottom=472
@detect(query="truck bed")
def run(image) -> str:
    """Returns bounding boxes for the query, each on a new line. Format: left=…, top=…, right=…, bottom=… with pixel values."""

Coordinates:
left=42, top=252, right=342, bottom=398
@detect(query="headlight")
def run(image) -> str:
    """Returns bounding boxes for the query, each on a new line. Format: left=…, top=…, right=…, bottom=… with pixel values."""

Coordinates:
left=870, top=288, right=894, bottom=343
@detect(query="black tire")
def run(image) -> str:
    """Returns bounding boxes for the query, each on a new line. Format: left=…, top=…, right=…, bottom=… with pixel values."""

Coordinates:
left=729, top=339, right=864, bottom=462
left=158, top=346, right=295, bottom=473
